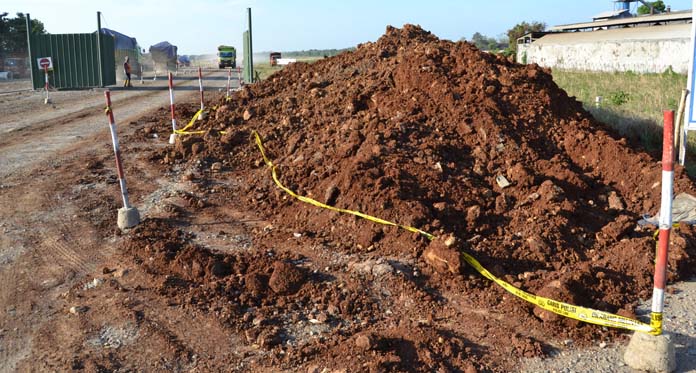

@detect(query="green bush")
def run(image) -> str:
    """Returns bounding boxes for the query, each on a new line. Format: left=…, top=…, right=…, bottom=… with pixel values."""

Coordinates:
left=608, top=91, right=630, bottom=106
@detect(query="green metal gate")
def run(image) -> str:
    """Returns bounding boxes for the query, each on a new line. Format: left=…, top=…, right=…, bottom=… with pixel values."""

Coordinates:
left=29, top=33, right=116, bottom=89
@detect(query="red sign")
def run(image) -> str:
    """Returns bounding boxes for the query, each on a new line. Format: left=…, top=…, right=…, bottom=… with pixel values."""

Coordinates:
left=36, top=57, right=53, bottom=70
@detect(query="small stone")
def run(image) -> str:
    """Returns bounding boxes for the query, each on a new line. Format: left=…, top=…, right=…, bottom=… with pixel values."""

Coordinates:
left=83, top=278, right=104, bottom=290
left=324, top=185, right=339, bottom=205
left=69, top=306, right=88, bottom=315
left=243, top=109, right=253, bottom=121
left=495, top=174, right=511, bottom=188
left=599, top=341, right=607, bottom=348
left=432, top=202, right=446, bottom=211
left=466, top=205, right=481, bottom=225
left=355, top=333, right=374, bottom=350
left=434, top=162, right=443, bottom=173
left=608, top=191, right=625, bottom=210
left=252, top=316, right=265, bottom=326
left=485, top=85, right=496, bottom=94
left=211, top=162, right=223, bottom=173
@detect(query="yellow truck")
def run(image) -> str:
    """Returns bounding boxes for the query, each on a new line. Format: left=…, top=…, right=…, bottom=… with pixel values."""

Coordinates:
left=217, top=45, right=236, bottom=69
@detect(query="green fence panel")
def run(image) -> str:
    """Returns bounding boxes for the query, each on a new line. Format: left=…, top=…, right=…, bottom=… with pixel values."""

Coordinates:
left=243, top=30, right=250, bottom=83
left=29, top=33, right=115, bottom=89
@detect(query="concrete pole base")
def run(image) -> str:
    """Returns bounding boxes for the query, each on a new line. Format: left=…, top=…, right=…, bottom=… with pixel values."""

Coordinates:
left=198, top=111, right=207, bottom=121
left=624, top=332, right=676, bottom=372
left=44, top=97, right=51, bottom=104
left=168, top=133, right=177, bottom=144
left=117, top=207, right=140, bottom=230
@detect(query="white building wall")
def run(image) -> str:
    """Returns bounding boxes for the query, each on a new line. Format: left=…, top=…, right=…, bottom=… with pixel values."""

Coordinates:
left=519, top=38, right=690, bottom=73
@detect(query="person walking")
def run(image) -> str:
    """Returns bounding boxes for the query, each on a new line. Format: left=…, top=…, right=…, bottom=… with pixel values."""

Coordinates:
left=123, top=56, right=132, bottom=88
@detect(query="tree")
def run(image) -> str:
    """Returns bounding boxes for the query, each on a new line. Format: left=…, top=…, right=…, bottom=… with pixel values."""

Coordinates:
left=637, top=1, right=666, bottom=15
left=0, top=13, right=47, bottom=58
left=506, top=21, right=546, bottom=53
left=469, top=32, right=508, bottom=52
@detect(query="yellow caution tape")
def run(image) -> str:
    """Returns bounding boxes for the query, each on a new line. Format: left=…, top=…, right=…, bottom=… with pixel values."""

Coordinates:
left=251, top=130, right=658, bottom=335
left=173, top=108, right=228, bottom=136
left=175, top=108, right=205, bottom=135
left=252, top=131, right=434, bottom=239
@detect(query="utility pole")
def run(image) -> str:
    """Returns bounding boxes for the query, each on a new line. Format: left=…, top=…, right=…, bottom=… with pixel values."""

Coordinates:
left=25, top=13, right=35, bottom=88
left=247, top=8, right=253, bottom=83
left=96, top=11, right=104, bottom=87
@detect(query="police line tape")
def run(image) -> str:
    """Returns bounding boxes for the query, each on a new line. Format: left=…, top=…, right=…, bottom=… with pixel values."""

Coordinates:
left=175, top=108, right=207, bottom=135
left=251, top=130, right=658, bottom=335
left=174, top=107, right=228, bottom=136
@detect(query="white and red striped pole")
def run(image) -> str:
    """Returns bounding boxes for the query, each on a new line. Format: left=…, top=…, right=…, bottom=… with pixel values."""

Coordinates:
left=226, top=67, right=232, bottom=100
left=650, top=110, right=675, bottom=335
left=140, top=64, right=144, bottom=85
left=238, top=67, right=243, bottom=88
left=168, top=72, right=177, bottom=144
left=43, top=66, right=51, bottom=104
left=104, top=90, right=140, bottom=229
left=197, top=66, right=205, bottom=120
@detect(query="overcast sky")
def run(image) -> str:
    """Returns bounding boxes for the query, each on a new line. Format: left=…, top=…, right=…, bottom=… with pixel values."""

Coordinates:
left=7, top=0, right=695, bottom=55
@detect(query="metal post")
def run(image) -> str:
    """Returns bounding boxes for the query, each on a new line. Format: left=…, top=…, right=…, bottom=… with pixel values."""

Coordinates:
left=43, top=66, right=51, bottom=104
left=198, top=66, right=204, bottom=111
left=104, top=91, right=131, bottom=209
left=226, top=68, right=231, bottom=100
left=650, top=110, right=675, bottom=336
left=96, top=11, right=104, bottom=87
left=247, top=8, right=253, bottom=83
left=168, top=72, right=177, bottom=144
left=104, top=90, right=140, bottom=229
left=25, top=13, right=35, bottom=89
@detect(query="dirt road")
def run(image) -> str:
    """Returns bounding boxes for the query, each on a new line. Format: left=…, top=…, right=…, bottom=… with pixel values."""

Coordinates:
left=0, top=70, right=235, bottom=371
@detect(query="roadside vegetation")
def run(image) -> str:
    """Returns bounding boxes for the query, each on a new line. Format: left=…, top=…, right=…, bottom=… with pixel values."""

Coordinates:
left=552, top=69, right=694, bottom=171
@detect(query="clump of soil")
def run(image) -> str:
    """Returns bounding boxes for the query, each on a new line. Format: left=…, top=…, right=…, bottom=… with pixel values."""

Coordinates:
left=129, top=24, right=696, bottom=371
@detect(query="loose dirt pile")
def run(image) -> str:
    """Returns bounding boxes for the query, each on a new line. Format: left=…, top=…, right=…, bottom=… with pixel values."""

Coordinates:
left=129, top=25, right=696, bottom=371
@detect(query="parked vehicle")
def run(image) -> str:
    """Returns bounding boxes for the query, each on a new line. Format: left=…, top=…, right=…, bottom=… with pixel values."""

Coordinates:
left=269, top=52, right=281, bottom=66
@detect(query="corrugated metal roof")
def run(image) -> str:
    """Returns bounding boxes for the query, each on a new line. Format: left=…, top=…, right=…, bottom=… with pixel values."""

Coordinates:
left=552, top=9, right=692, bottom=31
left=534, top=23, right=690, bottom=45
left=592, top=9, right=629, bottom=20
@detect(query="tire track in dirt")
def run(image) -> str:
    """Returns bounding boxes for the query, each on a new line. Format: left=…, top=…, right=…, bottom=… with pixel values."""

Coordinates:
left=0, top=70, right=233, bottom=372
left=0, top=72, right=225, bottom=179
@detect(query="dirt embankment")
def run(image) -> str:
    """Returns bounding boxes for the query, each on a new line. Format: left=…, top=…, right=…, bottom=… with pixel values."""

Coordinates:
left=112, top=25, right=696, bottom=371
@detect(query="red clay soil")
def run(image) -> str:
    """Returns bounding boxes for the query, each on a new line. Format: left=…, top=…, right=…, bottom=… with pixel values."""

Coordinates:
left=123, top=25, right=696, bottom=371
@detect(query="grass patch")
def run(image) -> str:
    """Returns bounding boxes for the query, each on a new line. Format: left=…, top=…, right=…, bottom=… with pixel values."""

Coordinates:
left=551, top=69, right=696, bottom=174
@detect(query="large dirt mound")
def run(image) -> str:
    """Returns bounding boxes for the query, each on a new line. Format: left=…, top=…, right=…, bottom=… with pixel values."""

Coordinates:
left=136, top=24, right=696, bottom=370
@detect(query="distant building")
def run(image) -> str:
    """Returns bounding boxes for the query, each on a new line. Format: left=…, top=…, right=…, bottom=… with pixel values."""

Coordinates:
left=517, top=10, right=692, bottom=73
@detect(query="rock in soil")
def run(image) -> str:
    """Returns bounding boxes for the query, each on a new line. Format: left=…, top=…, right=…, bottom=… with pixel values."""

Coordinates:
left=268, top=261, right=306, bottom=295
